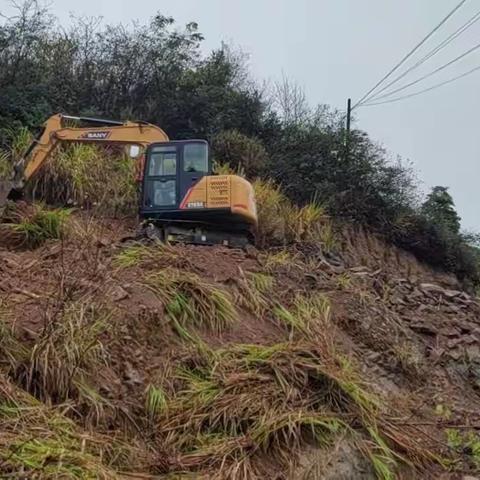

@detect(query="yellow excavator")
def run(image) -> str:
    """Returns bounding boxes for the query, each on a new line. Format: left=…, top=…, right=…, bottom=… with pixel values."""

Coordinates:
left=0, top=114, right=257, bottom=246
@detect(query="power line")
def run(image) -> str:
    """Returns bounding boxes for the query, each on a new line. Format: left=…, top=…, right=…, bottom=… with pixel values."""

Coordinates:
left=361, top=63, right=480, bottom=106
left=366, top=40, right=480, bottom=102
left=367, top=8, right=480, bottom=102
left=352, top=0, right=468, bottom=111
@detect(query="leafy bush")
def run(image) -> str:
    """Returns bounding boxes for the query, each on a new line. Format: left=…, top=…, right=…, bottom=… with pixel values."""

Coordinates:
left=212, top=129, right=268, bottom=178
left=390, top=212, right=479, bottom=284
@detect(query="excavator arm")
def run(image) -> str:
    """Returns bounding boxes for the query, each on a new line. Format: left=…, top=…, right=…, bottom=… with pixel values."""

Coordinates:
left=0, top=113, right=169, bottom=205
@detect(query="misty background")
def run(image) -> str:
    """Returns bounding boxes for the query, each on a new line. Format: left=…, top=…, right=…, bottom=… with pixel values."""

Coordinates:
left=2, top=0, right=478, bottom=230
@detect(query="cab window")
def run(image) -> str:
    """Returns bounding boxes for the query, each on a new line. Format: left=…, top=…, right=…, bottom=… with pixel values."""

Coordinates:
left=149, top=147, right=177, bottom=176
left=183, top=143, right=208, bottom=173
left=152, top=179, right=176, bottom=206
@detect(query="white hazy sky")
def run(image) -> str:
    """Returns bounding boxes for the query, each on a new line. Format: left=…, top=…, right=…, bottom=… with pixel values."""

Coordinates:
left=2, top=0, right=479, bottom=230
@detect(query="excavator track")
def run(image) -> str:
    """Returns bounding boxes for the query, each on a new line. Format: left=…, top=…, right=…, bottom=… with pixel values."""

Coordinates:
left=141, top=221, right=252, bottom=248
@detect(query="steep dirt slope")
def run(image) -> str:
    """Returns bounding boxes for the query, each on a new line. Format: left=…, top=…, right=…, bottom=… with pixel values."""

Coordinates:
left=0, top=214, right=479, bottom=479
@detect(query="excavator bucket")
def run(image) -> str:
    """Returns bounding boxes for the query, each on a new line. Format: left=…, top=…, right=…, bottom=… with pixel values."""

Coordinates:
left=0, top=180, right=13, bottom=209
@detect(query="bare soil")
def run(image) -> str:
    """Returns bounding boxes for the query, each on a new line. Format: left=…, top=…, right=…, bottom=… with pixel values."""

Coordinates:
left=1, top=213, right=480, bottom=479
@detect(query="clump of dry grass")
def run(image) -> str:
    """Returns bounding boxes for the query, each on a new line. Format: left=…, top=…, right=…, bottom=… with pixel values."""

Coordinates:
left=274, top=293, right=331, bottom=338
left=0, top=305, right=28, bottom=370
left=145, top=268, right=237, bottom=336
left=260, top=249, right=299, bottom=271
left=13, top=302, right=112, bottom=425
left=233, top=270, right=274, bottom=316
left=0, top=374, right=136, bottom=479
left=150, top=339, right=437, bottom=479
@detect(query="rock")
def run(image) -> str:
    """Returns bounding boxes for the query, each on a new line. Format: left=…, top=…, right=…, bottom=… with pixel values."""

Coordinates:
left=443, top=304, right=461, bottom=314
left=429, top=347, right=445, bottom=361
left=443, top=288, right=463, bottom=298
left=123, top=362, right=143, bottom=386
left=350, top=266, right=370, bottom=273
left=448, top=349, right=463, bottom=361
left=463, top=334, right=479, bottom=345
left=466, top=345, right=480, bottom=361
left=410, top=322, right=438, bottom=335
left=447, top=338, right=462, bottom=349
left=420, top=283, right=465, bottom=300
left=366, top=351, right=381, bottom=362
left=438, top=327, right=461, bottom=338
left=410, top=288, right=424, bottom=299
left=96, top=237, right=111, bottom=247
left=454, top=320, right=473, bottom=334
left=110, top=285, right=129, bottom=302
left=293, top=440, right=375, bottom=480
left=420, top=283, right=445, bottom=294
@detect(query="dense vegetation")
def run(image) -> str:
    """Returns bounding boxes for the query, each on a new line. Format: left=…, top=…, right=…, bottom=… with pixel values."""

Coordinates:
left=0, top=0, right=478, bottom=285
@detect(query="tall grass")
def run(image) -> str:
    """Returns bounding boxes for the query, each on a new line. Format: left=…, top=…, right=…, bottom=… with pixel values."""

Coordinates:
left=29, top=144, right=137, bottom=215
left=114, top=242, right=191, bottom=270
left=0, top=127, right=32, bottom=179
left=274, top=293, right=331, bottom=338
left=253, top=178, right=333, bottom=248
left=14, top=302, right=110, bottom=422
left=234, top=271, right=274, bottom=316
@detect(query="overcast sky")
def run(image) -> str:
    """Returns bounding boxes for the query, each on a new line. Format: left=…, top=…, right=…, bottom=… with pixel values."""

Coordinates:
left=3, top=0, right=479, bottom=230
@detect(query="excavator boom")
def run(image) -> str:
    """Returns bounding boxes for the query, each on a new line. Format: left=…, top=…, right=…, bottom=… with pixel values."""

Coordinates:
left=0, top=113, right=169, bottom=205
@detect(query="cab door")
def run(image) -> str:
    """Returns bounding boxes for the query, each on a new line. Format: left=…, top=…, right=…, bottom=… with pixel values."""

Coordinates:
left=142, top=144, right=179, bottom=211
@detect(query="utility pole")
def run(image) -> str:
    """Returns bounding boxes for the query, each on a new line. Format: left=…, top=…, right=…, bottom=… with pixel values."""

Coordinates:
left=345, top=97, right=352, bottom=161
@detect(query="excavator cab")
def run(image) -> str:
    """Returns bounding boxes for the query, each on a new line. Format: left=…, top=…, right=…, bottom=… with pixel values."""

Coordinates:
left=140, top=139, right=257, bottom=246
left=141, top=140, right=210, bottom=212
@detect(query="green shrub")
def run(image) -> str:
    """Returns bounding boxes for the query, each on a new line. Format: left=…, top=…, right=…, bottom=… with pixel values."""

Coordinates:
left=212, top=130, right=268, bottom=178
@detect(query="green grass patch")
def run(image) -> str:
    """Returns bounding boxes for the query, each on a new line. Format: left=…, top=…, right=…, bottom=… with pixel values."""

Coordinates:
left=274, top=293, right=331, bottom=338
left=114, top=241, right=188, bottom=270
left=4, top=202, right=72, bottom=248
left=145, top=268, right=237, bottom=335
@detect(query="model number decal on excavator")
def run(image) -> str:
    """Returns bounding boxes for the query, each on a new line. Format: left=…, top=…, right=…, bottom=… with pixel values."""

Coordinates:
left=187, top=201, right=204, bottom=208
left=79, top=131, right=111, bottom=140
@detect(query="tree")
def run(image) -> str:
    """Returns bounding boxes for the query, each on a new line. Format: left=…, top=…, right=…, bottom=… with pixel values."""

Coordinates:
left=422, top=186, right=461, bottom=235
left=0, top=2, right=269, bottom=141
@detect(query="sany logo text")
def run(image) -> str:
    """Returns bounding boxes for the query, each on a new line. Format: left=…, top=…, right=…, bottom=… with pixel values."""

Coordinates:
left=79, top=131, right=111, bottom=140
